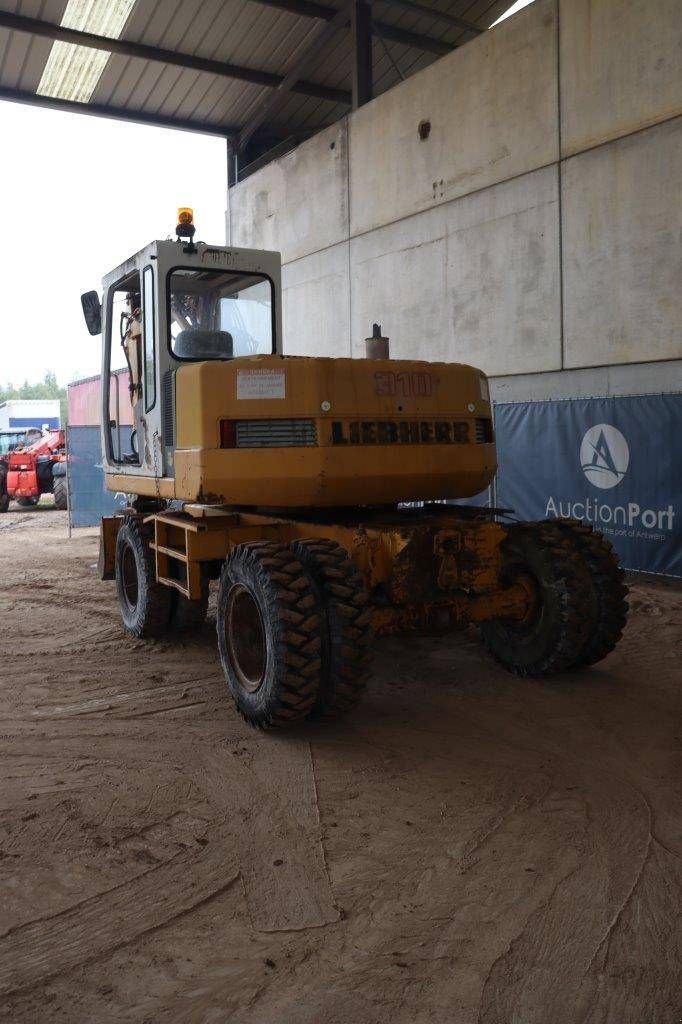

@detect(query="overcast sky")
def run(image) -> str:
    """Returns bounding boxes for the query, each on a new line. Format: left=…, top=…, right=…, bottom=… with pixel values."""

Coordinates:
left=0, top=100, right=227, bottom=387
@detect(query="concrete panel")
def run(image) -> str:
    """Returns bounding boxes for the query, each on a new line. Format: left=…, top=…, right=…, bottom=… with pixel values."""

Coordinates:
left=350, top=165, right=561, bottom=375
left=230, top=121, right=349, bottom=263
left=350, top=231, right=449, bottom=360
left=560, top=0, right=682, bottom=157
left=563, top=117, right=682, bottom=368
left=282, top=243, right=350, bottom=357
left=491, top=360, right=682, bottom=403
left=349, top=0, right=558, bottom=236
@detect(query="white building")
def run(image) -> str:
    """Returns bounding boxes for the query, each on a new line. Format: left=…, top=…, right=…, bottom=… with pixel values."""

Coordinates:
left=0, top=399, right=61, bottom=431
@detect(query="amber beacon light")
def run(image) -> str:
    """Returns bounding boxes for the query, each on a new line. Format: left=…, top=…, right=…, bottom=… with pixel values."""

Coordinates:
left=175, top=207, right=195, bottom=240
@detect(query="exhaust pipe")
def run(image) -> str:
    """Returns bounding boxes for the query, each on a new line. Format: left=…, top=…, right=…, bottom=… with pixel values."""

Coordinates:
left=365, top=323, right=389, bottom=359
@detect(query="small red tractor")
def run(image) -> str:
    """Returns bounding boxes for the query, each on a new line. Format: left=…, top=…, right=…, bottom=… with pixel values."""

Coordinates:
left=0, top=429, right=67, bottom=512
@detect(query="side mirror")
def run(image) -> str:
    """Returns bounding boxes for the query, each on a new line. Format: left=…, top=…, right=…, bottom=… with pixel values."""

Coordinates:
left=81, top=290, right=102, bottom=336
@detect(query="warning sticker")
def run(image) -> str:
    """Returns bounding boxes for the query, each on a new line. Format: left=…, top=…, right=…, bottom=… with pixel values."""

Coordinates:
left=236, top=368, right=286, bottom=400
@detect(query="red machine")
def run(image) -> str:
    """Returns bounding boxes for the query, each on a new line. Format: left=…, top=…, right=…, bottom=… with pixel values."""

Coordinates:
left=0, top=429, right=67, bottom=512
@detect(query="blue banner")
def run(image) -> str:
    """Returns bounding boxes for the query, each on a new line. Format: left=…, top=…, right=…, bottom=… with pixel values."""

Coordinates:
left=493, top=394, right=681, bottom=576
left=67, top=426, right=127, bottom=528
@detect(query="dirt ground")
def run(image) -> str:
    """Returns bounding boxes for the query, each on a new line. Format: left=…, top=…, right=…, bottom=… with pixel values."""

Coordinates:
left=0, top=505, right=680, bottom=1024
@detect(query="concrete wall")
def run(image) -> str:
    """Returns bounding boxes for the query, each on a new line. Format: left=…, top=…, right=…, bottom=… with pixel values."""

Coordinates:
left=227, top=0, right=682, bottom=388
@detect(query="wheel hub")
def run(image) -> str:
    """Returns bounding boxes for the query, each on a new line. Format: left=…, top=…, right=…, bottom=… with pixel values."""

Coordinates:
left=507, top=570, right=541, bottom=629
left=225, top=584, right=266, bottom=693
left=121, top=543, right=139, bottom=612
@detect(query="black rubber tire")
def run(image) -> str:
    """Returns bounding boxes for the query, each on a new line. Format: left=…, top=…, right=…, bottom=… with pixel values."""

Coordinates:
left=481, top=522, right=593, bottom=676
left=17, top=496, right=39, bottom=507
left=216, top=541, right=322, bottom=729
left=0, top=468, right=7, bottom=513
left=115, top=519, right=172, bottom=638
left=543, top=519, right=628, bottom=666
left=290, top=538, right=373, bottom=718
left=170, top=576, right=209, bottom=632
left=53, top=477, right=68, bottom=511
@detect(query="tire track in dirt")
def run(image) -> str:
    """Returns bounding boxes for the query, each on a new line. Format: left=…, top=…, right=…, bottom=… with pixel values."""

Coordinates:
left=0, top=835, right=240, bottom=997
left=451, top=705, right=682, bottom=1023
left=194, top=739, right=339, bottom=932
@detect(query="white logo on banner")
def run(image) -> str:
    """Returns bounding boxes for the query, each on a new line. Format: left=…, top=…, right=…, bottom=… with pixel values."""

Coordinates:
left=580, top=424, right=629, bottom=489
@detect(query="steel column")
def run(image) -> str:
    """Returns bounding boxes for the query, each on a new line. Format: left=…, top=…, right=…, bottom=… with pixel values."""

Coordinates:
left=351, top=0, right=374, bottom=108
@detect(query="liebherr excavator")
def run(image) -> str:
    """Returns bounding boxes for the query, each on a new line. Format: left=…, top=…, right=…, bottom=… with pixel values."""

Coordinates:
left=82, top=210, right=627, bottom=729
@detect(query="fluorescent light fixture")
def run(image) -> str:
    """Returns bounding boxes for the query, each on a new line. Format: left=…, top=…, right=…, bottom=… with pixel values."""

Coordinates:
left=37, top=0, right=137, bottom=104
left=490, top=0, right=535, bottom=28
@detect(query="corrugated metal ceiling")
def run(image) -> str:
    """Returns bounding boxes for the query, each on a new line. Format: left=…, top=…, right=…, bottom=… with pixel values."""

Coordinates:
left=0, top=0, right=514, bottom=153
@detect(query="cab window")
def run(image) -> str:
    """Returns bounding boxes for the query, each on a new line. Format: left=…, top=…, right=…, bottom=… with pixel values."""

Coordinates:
left=168, top=268, right=274, bottom=361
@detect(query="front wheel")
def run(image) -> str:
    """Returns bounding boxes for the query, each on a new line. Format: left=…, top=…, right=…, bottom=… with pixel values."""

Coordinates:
left=216, top=542, right=322, bottom=729
left=481, top=522, right=593, bottom=676
left=115, top=519, right=172, bottom=638
left=0, top=468, right=7, bottom=513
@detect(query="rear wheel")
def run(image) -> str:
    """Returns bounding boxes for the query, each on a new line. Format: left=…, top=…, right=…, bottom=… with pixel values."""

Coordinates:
left=115, top=519, right=172, bottom=638
left=17, top=496, right=39, bottom=507
left=481, top=522, right=592, bottom=676
left=53, top=477, right=68, bottom=511
left=291, top=539, right=373, bottom=717
left=217, top=542, right=322, bottom=729
left=0, top=467, right=7, bottom=513
left=544, top=519, right=628, bottom=666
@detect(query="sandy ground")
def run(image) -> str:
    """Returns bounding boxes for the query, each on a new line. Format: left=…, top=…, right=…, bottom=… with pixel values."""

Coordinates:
left=0, top=505, right=680, bottom=1024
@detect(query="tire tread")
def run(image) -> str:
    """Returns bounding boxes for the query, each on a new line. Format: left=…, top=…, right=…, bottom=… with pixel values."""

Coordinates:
left=218, top=542, right=322, bottom=729
left=291, top=539, right=373, bottom=717
left=544, top=519, right=628, bottom=666
left=481, top=522, right=593, bottom=676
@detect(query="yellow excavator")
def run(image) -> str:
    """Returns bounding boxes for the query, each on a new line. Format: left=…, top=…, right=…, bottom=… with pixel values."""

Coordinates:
left=81, top=209, right=627, bottom=729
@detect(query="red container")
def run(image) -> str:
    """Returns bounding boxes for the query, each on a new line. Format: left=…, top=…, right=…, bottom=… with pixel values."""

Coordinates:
left=67, top=370, right=133, bottom=427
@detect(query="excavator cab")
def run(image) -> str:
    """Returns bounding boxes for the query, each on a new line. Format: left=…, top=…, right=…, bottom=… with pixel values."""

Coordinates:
left=82, top=210, right=282, bottom=490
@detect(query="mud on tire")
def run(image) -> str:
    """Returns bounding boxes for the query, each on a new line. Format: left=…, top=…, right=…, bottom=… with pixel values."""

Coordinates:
left=544, top=519, right=628, bottom=666
left=217, top=541, right=323, bottom=729
left=291, top=538, right=373, bottom=718
left=115, top=518, right=172, bottom=638
left=481, top=522, right=593, bottom=676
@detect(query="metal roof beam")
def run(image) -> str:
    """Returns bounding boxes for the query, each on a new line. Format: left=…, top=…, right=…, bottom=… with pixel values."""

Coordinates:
left=0, top=10, right=351, bottom=106
left=370, top=19, right=450, bottom=54
left=236, top=1, right=352, bottom=152
left=0, top=86, right=320, bottom=141
left=375, top=0, right=482, bottom=35
left=250, top=0, right=453, bottom=55
left=0, top=85, right=239, bottom=136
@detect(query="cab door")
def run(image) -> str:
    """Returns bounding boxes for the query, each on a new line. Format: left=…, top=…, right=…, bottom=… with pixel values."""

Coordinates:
left=104, top=271, right=143, bottom=467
